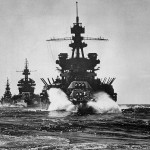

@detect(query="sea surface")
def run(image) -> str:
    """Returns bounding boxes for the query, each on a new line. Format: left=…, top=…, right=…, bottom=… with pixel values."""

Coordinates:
left=0, top=90, right=150, bottom=150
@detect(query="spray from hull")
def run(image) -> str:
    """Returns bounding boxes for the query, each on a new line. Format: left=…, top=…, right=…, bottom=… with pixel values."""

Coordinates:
left=48, top=88, right=120, bottom=114
left=48, top=88, right=75, bottom=112
left=88, top=92, right=121, bottom=114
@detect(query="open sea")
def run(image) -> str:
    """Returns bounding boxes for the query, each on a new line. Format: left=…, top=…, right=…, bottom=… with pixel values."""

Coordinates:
left=0, top=90, right=150, bottom=150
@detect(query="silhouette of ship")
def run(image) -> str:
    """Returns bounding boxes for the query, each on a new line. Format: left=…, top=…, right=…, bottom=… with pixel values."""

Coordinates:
left=12, top=59, right=50, bottom=109
left=0, top=78, right=12, bottom=105
left=41, top=2, right=117, bottom=111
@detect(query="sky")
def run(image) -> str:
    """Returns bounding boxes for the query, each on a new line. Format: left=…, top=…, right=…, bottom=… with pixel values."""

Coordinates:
left=0, top=0, right=150, bottom=104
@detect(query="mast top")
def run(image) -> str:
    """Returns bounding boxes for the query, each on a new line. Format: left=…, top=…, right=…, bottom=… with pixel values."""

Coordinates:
left=7, top=77, right=9, bottom=85
left=25, top=58, right=28, bottom=69
left=6, top=78, right=10, bottom=91
left=76, top=2, right=79, bottom=23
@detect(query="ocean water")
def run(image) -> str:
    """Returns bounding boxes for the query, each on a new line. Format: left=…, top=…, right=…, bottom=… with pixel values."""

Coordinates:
left=0, top=90, right=150, bottom=149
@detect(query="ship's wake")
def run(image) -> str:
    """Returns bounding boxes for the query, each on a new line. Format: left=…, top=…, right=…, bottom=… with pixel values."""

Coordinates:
left=48, top=88, right=120, bottom=114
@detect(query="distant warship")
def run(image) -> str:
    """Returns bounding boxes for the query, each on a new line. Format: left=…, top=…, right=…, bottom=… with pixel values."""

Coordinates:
left=41, top=2, right=117, bottom=112
left=1, top=78, right=12, bottom=105
left=12, top=59, right=50, bottom=109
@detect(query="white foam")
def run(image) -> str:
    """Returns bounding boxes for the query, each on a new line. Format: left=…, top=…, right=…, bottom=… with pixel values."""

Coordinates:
left=48, top=89, right=120, bottom=114
left=88, top=92, right=121, bottom=113
left=119, top=104, right=129, bottom=110
left=48, top=88, right=74, bottom=111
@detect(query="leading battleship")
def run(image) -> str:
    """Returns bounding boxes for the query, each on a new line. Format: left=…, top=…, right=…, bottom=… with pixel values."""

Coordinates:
left=41, top=2, right=117, bottom=111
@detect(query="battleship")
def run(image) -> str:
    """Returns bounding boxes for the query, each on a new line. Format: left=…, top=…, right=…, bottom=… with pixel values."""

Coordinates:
left=0, top=78, right=12, bottom=105
left=11, top=59, right=50, bottom=109
left=41, top=2, right=117, bottom=112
